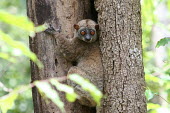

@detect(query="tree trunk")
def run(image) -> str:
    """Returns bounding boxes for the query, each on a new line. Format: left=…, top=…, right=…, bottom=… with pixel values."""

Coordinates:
left=27, top=0, right=97, bottom=112
left=95, top=0, right=147, bottom=112
left=27, top=0, right=147, bottom=112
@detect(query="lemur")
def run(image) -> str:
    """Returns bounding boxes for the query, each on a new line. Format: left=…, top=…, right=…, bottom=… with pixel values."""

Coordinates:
left=46, top=19, right=103, bottom=111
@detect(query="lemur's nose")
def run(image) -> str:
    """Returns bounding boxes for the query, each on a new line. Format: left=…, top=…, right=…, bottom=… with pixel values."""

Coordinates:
left=85, top=35, right=91, bottom=41
left=85, top=38, right=91, bottom=41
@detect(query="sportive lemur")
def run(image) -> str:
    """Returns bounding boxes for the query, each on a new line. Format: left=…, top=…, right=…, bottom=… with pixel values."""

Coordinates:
left=46, top=19, right=103, bottom=111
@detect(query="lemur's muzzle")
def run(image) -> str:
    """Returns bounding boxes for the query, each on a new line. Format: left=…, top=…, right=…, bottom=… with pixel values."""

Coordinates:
left=85, top=34, right=91, bottom=41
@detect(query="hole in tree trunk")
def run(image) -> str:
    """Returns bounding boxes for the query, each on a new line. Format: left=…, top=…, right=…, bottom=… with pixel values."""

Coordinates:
left=55, top=59, right=58, bottom=66
left=71, top=61, right=78, bottom=66
left=89, top=107, right=96, bottom=113
left=90, top=0, right=98, bottom=22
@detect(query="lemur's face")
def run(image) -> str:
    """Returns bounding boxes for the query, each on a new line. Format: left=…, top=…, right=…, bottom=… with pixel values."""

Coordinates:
left=77, top=27, right=97, bottom=43
left=74, top=19, right=99, bottom=43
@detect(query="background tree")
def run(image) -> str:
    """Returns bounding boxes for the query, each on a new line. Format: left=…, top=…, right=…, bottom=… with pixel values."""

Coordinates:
left=0, top=0, right=34, bottom=113
left=142, top=0, right=170, bottom=112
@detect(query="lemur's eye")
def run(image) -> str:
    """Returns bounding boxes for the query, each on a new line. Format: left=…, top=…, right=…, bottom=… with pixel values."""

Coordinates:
left=80, top=30, right=86, bottom=35
left=90, top=30, right=95, bottom=35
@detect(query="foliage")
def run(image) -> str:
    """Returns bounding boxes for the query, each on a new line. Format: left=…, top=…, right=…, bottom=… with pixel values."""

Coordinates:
left=0, top=91, right=18, bottom=113
left=0, top=0, right=170, bottom=113
left=156, top=37, right=170, bottom=48
left=68, top=74, right=103, bottom=106
left=50, top=78, right=77, bottom=102
left=35, top=80, right=65, bottom=112
left=0, top=10, right=34, bottom=32
left=142, top=0, right=170, bottom=112
left=0, top=4, right=102, bottom=112
left=147, top=103, right=161, bottom=112
left=0, top=0, right=34, bottom=113
left=0, top=75, right=102, bottom=113
left=0, top=30, right=42, bottom=67
left=145, top=89, right=155, bottom=101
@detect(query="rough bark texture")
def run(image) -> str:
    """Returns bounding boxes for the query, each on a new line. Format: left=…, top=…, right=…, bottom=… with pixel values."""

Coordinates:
left=27, top=0, right=97, bottom=113
left=95, top=0, right=147, bottom=113
left=27, top=0, right=147, bottom=112
left=27, top=0, right=59, bottom=112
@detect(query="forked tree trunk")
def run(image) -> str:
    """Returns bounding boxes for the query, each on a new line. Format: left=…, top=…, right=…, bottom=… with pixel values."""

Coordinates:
left=95, top=0, right=147, bottom=112
left=27, top=0, right=147, bottom=112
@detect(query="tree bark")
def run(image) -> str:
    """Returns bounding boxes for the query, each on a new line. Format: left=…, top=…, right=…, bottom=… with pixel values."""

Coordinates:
left=27, top=0, right=147, bottom=112
left=27, top=0, right=97, bottom=112
left=95, top=0, right=147, bottom=112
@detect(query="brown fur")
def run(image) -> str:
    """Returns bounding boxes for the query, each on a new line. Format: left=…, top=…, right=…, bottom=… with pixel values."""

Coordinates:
left=54, top=19, right=103, bottom=110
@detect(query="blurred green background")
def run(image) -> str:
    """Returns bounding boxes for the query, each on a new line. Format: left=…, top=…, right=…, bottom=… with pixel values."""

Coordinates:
left=0, top=0, right=33, bottom=113
left=0, top=0, right=170, bottom=113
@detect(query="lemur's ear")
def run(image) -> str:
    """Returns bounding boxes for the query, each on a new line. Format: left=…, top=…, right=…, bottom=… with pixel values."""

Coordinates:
left=74, top=24, right=79, bottom=30
left=95, top=24, right=99, bottom=30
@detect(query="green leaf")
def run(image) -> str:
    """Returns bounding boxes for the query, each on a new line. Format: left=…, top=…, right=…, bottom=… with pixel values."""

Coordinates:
left=68, top=74, right=103, bottom=106
left=50, top=79, right=78, bottom=102
left=0, top=52, right=16, bottom=63
left=0, top=10, right=34, bottom=32
left=145, top=74, right=161, bottom=83
left=0, top=92, right=18, bottom=113
left=35, top=24, right=47, bottom=33
left=0, top=84, right=33, bottom=113
left=29, top=24, right=47, bottom=37
left=0, top=30, right=43, bottom=68
left=156, top=37, right=170, bottom=48
left=147, top=103, right=161, bottom=110
left=168, top=0, right=170, bottom=11
left=34, top=81, right=65, bottom=113
left=145, top=89, right=155, bottom=101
